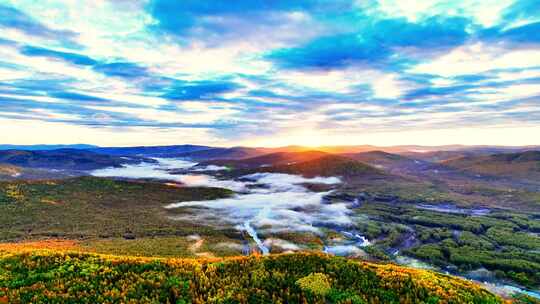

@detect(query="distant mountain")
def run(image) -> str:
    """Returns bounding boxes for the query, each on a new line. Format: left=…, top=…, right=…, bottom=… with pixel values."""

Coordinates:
left=88, top=145, right=261, bottom=160
left=3, top=143, right=537, bottom=156
left=87, top=145, right=212, bottom=157
left=255, top=145, right=317, bottom=153
left=253, top=145, right=383, bottom=154
left=248, top=144, right=540, bottom=156
left=314, top=145, right=382, bottom=154
left=0, top=149, right=141, bottom=170
left=401, top=146, right=540, bottom=161
left=204, top=150, right=329, bottom=169
left=391, top=145, right=540, bottom=153
left=401, top=150, right=479, bottom=162
left=173, top=147, right=264, bottom=160
left=343, top=150, right=415, bottom=166
left=278, top=145, right=477, bottom=154
left=0, top=144, right=98, bottom=151
left=249, top=155, right=384, bottom=178
left=443, top=150, right=540, bottom=180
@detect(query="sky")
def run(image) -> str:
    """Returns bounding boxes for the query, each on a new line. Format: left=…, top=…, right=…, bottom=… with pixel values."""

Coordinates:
left=0, top=0, right=539, bottom=147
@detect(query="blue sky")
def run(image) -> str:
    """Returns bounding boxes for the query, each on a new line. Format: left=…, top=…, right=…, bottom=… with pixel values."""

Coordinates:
left=0, top=0, right=539, bottom=146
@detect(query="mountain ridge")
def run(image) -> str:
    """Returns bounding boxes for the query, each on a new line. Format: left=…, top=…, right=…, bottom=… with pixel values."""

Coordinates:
left=443, top=150, right=540, bottom=180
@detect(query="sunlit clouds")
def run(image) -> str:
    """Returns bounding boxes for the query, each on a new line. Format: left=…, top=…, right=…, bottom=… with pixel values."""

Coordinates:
left=0, top=0, right=539, bottom=146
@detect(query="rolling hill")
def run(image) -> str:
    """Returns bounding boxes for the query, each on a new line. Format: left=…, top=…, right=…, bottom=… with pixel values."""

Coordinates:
left=0, top=144, right=98, bottom=151
left=87, top=144, right=211, bottom=157
left=402, top=150, right=482, bottom=162
left=248, top=155, right=384, bottom=179
left=443, top=151, right=540, bottom=180
left=0, top=176, right=234, bottom=241
left=0, top=149, right=142, bottom=170
left=0, top=251, right=505, bottom=303
left=204, top=150, right=329, bottom=169
left=173, top=146, right=265, bottom=160
left=343, top=150, right=422, bottom=168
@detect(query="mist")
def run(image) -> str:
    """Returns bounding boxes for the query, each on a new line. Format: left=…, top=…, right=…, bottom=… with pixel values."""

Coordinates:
left=92, top=158, right=369, bottom=255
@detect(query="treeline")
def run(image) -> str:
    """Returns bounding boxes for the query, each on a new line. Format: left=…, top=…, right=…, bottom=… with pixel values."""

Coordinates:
left=0, top=251, right=503, bottom=304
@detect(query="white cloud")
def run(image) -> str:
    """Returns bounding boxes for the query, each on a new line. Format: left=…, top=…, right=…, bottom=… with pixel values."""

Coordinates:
left=85, top=105, right=238, bottom=125
left=277, top=70, right=353, bottom=93
left=374, top=0, right=435, bottom=22
left=0, top=67, right=30, bottom=81
left=372, top=74, right=406, bottom=99
left=91, top=159, right=247, bottom=191
left=241, top=123, right=540, bottom=147
left=411, top=43, right=540, bottom=77
left=470, top=84, right=540, bottom=102
left=373, top=0, right=513, bottom=27
left=0, top=118, right=223, bottom=146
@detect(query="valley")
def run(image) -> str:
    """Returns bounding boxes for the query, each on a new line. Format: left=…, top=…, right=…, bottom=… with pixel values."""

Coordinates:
left=1, top=144, right=539, bottom=302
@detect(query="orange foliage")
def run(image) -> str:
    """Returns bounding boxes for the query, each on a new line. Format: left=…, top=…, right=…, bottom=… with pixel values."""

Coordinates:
left=0, top=239, right=79, bottom=253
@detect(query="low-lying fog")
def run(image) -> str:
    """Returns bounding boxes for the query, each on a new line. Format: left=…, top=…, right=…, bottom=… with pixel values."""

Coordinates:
left=91, top=158, right=367, bottom=255
left=91, top=158, right=540, bottom=300
left=92, top=158, right=246, bottom=191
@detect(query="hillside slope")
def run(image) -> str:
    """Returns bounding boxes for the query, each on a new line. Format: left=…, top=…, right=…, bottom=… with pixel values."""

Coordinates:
left=205, top=150, right=329, bottom=169
left=174, top=147, right=264, bottom=160
left=87, top=145, right=211, bottom=156
left=249, top=155, right=385, bottom=179
left=0, top=251, right=504, bottom=304
left=343, top=150, right=423, bottom=169
left=0, top=144, right=98, bottom=151
left=0, top=177, right=233, bottom=241
left=0, top=149, right=140, bottom=170
left=443, top=151, right=540, bottom=180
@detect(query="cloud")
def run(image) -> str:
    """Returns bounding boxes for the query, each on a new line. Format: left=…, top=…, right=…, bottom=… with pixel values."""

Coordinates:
left=497, top=22, right=540, bottom=43
left=0, top=92, right=238, bottom=129
left=1, top=0, right=539, bottom=146
left=500, top=0, right=540, bottom=24
left=47, top=91, right=108, bottom=102
left=161, top=79, right=242, bottom=100
left=0, top=38, right=19, bottom=47
left=265, top=16, right=471, bottom=70
left=16, top=44, right=151, bottom=80
left=92, top=62, right=149, bottom=79
left=266, top=33, right=388, bottom=70
left=0, top=4, right=80, bottom=47
left=402, top=84, right=478, bottom=100
left=146, top=0, right=353, bottom=44
left=411, top=43, right=540, bottom=77
left=20, top=46, right=97, bottom=66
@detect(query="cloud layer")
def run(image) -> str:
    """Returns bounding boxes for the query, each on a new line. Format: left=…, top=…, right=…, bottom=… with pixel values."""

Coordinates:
left=1, top=0, right=539, bottom=146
